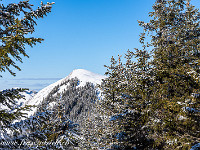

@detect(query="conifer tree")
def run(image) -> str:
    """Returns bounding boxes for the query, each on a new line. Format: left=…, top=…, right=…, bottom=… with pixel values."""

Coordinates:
left=99, top=0, right=199, bottom=149
left=0, top=0, right=54, bottom=76
left=98, top=45, right=154, bottom=149
left=0, top=88, right=32, bottom=141
left=138, top=0, right=200, bottom=149
left=0, top=0, right=54, bottom=146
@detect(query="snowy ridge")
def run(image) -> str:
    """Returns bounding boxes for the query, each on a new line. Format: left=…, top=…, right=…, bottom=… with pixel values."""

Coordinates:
left=69, top=69, right=105, bottom=87
left=25, top=69, right=105, bottom=117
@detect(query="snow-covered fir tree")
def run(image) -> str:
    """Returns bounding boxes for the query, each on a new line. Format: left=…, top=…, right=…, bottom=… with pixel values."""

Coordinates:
left=137, top=0, right=200, bottom=148
left=95, top=47, right=154, bottom=149
left=96, top=0, right=200, bottom=149
left=0, top=0, right=54, bottom=149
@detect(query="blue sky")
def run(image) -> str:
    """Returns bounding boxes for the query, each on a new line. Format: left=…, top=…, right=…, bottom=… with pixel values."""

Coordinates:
left=0, top=0, right=200, bottom=91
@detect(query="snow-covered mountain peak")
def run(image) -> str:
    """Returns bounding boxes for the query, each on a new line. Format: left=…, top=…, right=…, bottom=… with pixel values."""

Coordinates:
left=68, top=69, right=105, bottom=86
left=24, top=69, right=106, bottom=117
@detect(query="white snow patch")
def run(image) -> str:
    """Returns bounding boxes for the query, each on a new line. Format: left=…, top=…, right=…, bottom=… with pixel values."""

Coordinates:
left=178, top=115, right=187, bottom=120
left=48, top=102, right=57, bottom=109
left=68, top=69, right=105, bottom=87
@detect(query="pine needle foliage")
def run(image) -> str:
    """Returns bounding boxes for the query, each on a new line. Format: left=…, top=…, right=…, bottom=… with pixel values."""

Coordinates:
left=0, top=88, right=32, bottom=130
left=138, top=0, right=200, bottom=149
left=0, top=1, right=54, bottom=148
left=99, top=47, right=154, bottom=149
left=0, top=0, right=54, bottom=76
left=99, top=0, right=200, bottom=149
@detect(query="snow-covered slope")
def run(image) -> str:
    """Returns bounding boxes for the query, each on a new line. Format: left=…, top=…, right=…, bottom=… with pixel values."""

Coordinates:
left=18, top=90, right=37, bottom=107
left=24, top=69, right=105, bottom=117
left=0, top=89, right=37, bottom=110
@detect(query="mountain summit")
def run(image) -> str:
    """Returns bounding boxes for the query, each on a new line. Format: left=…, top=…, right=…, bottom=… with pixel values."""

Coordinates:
left=69, top=69, right=105, bottom=86
left=24, top=69, right=105, bottom=117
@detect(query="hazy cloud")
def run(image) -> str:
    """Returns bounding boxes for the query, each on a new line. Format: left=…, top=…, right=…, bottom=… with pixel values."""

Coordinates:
left=0, top=78, right=61, bottom=91
left=12, top=78, right=61, bottom=81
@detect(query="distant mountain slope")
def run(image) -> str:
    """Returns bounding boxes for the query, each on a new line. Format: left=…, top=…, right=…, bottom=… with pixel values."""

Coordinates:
left=19, top=90, right=37, bottom=106
left=24, top=69, right=105, bottom=117
left=0, top=69, right=105, bottom=148
left=0, top=89, right=37, bottom=110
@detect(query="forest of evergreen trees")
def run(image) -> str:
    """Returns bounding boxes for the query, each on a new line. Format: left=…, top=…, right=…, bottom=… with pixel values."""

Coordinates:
left=0, top=0, right=200, bottom=149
